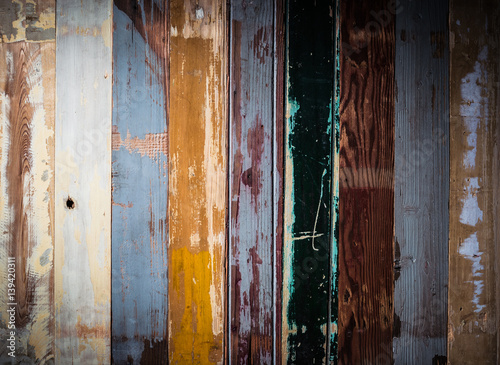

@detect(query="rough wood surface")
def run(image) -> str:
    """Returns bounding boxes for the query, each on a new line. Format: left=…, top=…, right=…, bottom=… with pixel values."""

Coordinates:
left=282, top=0, right=336, bottom=363
left=0, top=1, right=55, bottom=363
left=448, top=1, right=500, bottom=363
left=111, top=0, right=168, bottom=363
left=393, top=0, right=449, bottom=363
left=54, top=0, right=113, bottom=363
left=229, top=0, right=274, bottom=363
left=338, top=0, right=395, bottom=363
left=0, top=39, right=55, bottom=365
left=167, top=0, right=228, bottom=363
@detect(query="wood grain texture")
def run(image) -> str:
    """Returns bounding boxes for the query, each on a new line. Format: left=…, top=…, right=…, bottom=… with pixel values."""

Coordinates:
left=338, top=0, right=395, bottom=363
left=167, top=0, right=228, bottom=363
left=393, top=0, right=449, bottom=363
left=111, top=0, right=168, bottom=363
left=273, top=0, right=284, bottom=362
left=54, top=0, right=112, bottom=363
left=229, top=1, right=275, bottom=363
left=0, top=34, right=55, bottom=364
left=448, top=1, right=500, bottom=363
left=282, top=0, right=336, bottom=363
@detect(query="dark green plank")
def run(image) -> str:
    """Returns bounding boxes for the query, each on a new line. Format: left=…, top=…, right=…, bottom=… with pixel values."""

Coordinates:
left=282, top=0, right=337, bottom=363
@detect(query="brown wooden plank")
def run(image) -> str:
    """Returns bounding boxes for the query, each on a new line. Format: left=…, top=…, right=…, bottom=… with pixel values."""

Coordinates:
left=393, top=0, right=449, bottom=363
left=338, top=0, right=395, bottom=363
left=168, top=0, right=228, bottom=363
left=448, top=1, right=500, bottom=363
left=0, top=1, right=55, bottom=362
left=229, top=0, right=275, bottom=363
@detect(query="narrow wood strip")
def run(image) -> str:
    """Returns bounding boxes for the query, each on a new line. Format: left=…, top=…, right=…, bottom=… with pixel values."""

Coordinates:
left=282, top=0, right=336, bottom=362
left=229, top=0, right=274, bottom=363
left=448, top=1, right=500, bottom=363
left=0, top=39, right=55, bottom=363
left=273, top=0, right=285, bottom=362
left=393, top=0, right=449, bottom=363
left=111, top=0, right=168, bottom=363
left=168, top=0, right=228, bottom=363
left=338, top=0, right=395, bottom=363
left=54, top=0, right=113, bottom=362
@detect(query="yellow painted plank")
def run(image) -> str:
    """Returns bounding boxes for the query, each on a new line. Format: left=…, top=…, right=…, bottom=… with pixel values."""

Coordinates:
left=168, top=0, right=228, bottom=363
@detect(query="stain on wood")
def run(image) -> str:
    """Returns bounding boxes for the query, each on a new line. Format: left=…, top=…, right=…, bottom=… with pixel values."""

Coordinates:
left=168, top=0, right=228, bottom=363
left=393, top=0, right=449, bottom=363
left=111, top=0, right=168, bottom=363
left=54, top=0, right=112, bottom=363
left=338, top=0, right=395, bottom=363
left=229, top=0, right=275, bottom=363
left=448, top=0, right=500, bottom=363
left=282, top=0, right=337, bottom=363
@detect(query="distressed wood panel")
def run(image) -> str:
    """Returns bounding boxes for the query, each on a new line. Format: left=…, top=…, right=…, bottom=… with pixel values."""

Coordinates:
left=0, top=10, right=55, bottom=361
left=273, top=0, right=285, bottom=362
left=448, top=1, right=500, bottom=363
left=111, top=0, right=168, bottom=363
left=337, top=0, right=395, bottom=363
left=54, top=0, right=113, bottom=363
left=229, top=1, right=275, bottom=363
left=393, top=1, right=449, bottom=363
left=167, top=0, right=228, bottom=363
left=282, top=0, right=336, bottom=363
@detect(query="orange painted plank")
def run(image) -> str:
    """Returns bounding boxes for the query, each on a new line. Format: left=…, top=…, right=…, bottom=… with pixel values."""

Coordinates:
left=168, top=0, right=228, bottom=363
left=0, top=1, right=55, bottom=362
left=448, top=1, right=500, bottom=363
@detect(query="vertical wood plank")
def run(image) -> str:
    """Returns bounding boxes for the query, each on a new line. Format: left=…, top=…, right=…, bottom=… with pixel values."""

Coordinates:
left=168, top=0, right=228, bottom=363
left=229, top=0, right=275, bottom=363
left=338, top=0, right=395, bottom=363
left=55, top=1, right=113, bottom=363
left=0, top=1, right=55, bottom=363
left=448, top=1, right=500, bottom=363
left=111, top=0, right=168, bottom=363
left=393, top=0, right=449, bottom=363
left=282, top=0, right=336, bottom=363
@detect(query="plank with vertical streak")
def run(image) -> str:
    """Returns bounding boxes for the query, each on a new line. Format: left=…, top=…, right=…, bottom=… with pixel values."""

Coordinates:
left=393, top=0, right=449, bottom=363
left=448, top=1, right=500, bottom=363
left=229, top=1, right=275, bottom=363
left=167, top=0, right=228, bottom=363
left=54, top=0, right=113, bottom=363
left=282, top=0, right=336, bottom=363
left=338, top=0, right=395, bottom=363
left=0, top=1, right=55, bottom=363
left=111, top=0, right=169, bottom=363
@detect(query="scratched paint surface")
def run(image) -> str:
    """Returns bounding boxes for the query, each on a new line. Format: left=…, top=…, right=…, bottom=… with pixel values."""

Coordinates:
left=448, top=1, right=500, bottom=363
left=0, top=35, right=55, bottom=365
left=393, top=1, right=449, bottom=363
left=168, top=0, right=227, bottom=363
left=111, top=1, right=168, bottom=363
left=54, top=0, right=112, bottom=363
left=229, top=1, right=275, bottom=363
left=282, top=0, right=336, bottom=363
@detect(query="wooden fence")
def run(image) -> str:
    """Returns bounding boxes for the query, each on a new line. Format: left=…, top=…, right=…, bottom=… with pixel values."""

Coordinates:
left=0, top=0, right=499, bottom=364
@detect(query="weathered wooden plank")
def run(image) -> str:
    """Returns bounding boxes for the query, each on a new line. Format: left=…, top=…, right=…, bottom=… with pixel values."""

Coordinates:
left=111, top=0, right=168, bottom=363
left=448, top=1, right=500, bottom=363
left=229, top=1, right=275, bottom=363
left=393, top=1, right=449, bottom=363
left=54, top=1, right=113, bottom=363
left=0, top=32, right=55, bottom=365
left=273, top=0, right=285, bottom=362
left=337, top=0, right=395, bottom=363
left=282, top=0, right=336, bottom=363
left=168, top=0, right=228, bottom=363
